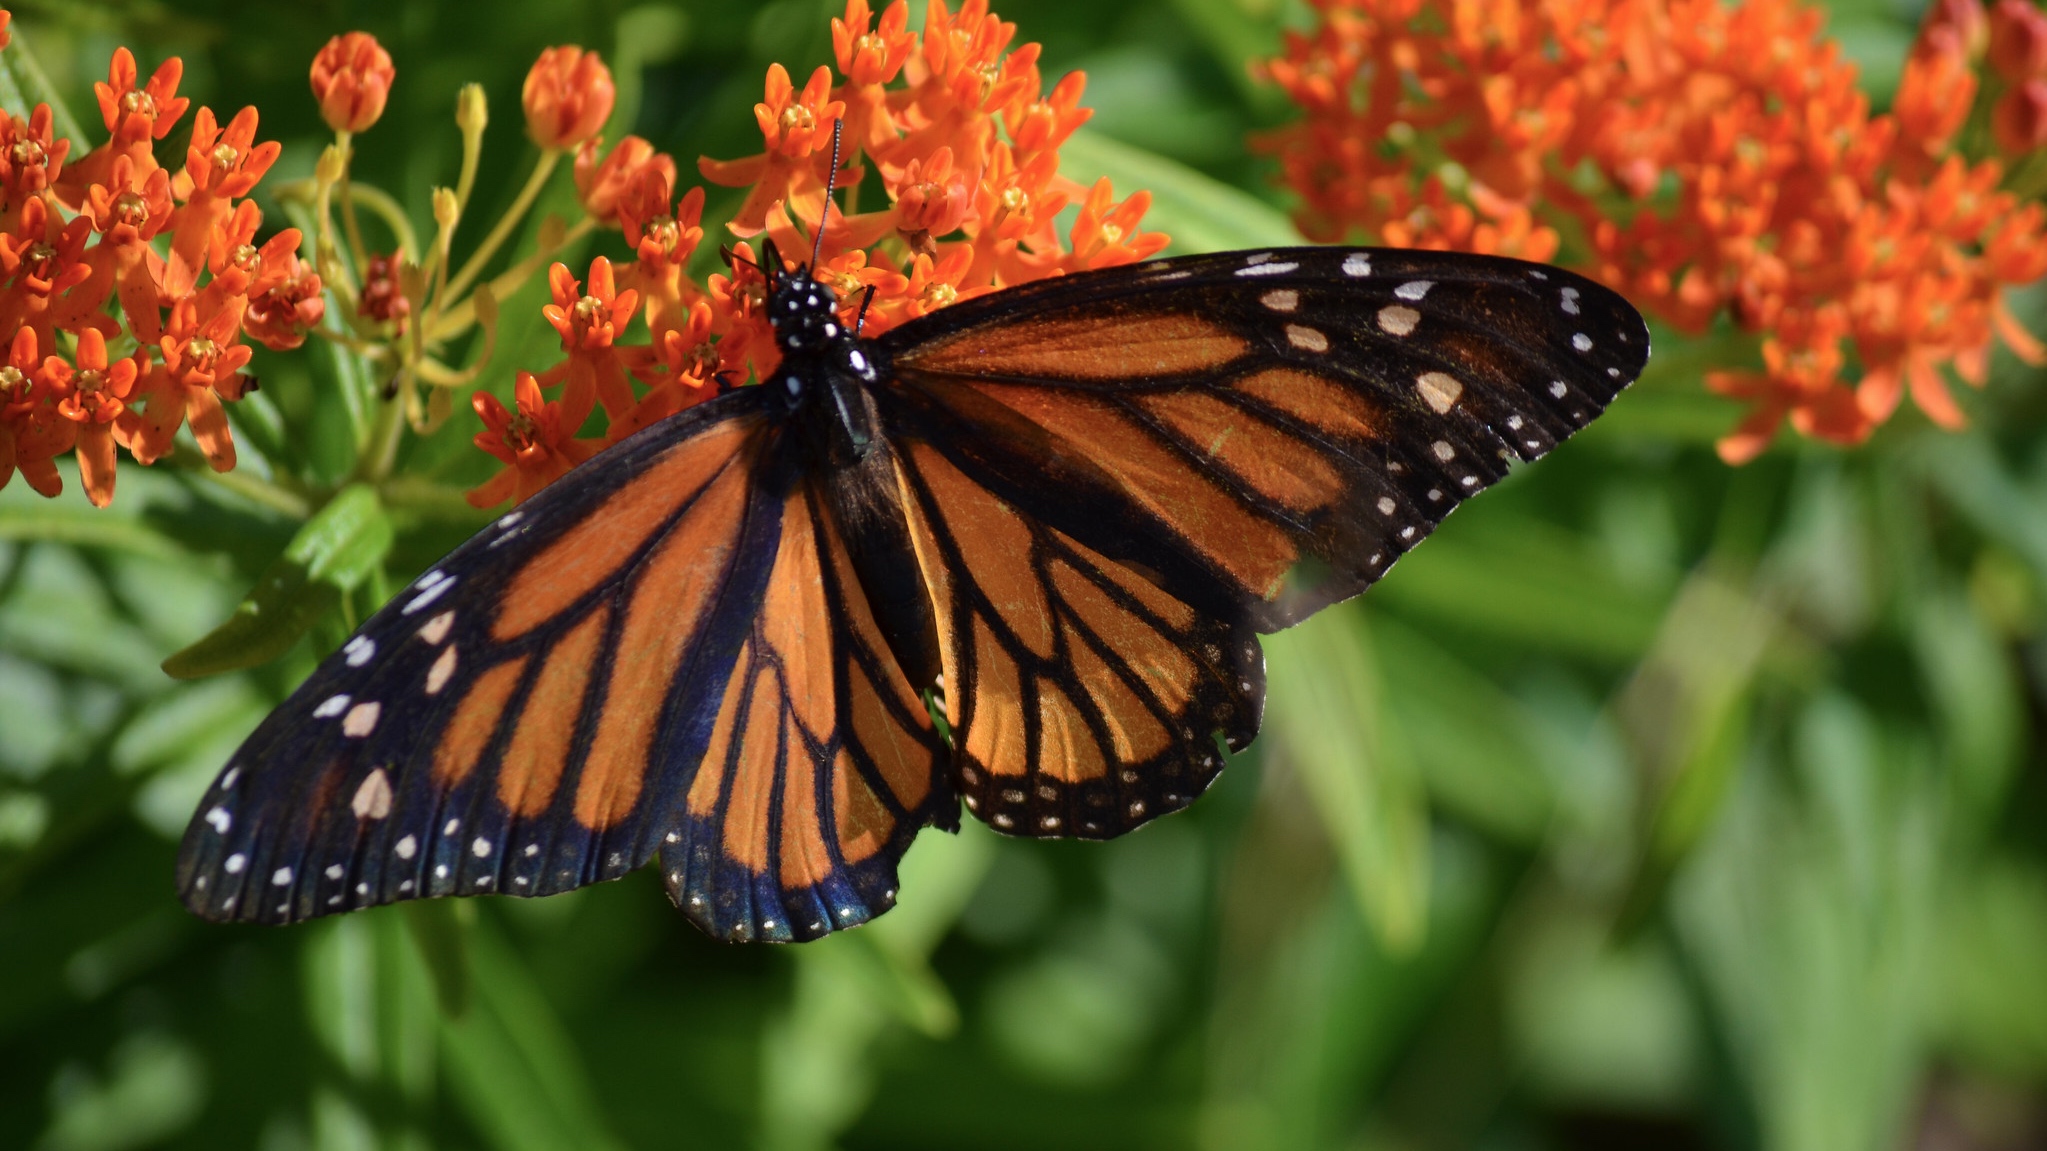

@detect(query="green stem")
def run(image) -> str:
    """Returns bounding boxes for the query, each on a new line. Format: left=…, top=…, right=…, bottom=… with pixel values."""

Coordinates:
left=443, top=149, right=561, bottom=306
left=356, top=383, right=409, bottom=484
left=5, top=25, right=87, bottom=147
left=337, top=132, right=371, bottom=279
left=430, top=215, right=595, bottom=342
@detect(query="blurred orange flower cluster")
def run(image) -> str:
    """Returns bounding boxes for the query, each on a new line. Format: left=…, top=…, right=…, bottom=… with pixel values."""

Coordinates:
left=0, top=15, right=308, bottom=504
left=470, top=0, right=1165, bottom=506
left=1261, top=0, right=2047, bottom=461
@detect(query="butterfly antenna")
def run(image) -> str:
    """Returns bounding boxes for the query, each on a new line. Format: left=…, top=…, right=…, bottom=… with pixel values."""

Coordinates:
left=810, top=117, right=844, bottom=273
left=855, top=284, right=877, bottom=336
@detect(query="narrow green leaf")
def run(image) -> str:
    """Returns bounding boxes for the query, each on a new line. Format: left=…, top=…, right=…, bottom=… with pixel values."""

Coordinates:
left=1058, top=128, right=1299, bottom=255
left=0, top=27, right=88, bottom=149
left=160, top=485, right=392, bottom=679
left=402, top=900, right=472, bottom=1019
left=1263, top=601, right=1430, bottom=954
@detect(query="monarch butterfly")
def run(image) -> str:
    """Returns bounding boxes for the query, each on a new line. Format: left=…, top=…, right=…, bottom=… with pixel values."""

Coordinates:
left=177, top=237, right=1648, bottom=942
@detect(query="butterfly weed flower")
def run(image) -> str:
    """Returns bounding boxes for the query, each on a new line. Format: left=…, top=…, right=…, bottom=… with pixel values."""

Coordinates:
left=0, top=16, right=292, bottom=505
left=310, top=32, right=395, bottom=136
left=1261, top=0, right=2047, bottom=462
left=464, top=0, right=1165, bottom=506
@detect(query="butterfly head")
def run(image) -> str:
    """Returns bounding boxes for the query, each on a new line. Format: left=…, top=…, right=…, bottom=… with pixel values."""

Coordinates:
left=759, top=239, right=846, bottom=362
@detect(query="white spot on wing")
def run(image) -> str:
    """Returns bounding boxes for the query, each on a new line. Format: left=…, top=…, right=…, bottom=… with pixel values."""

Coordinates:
left=205, top=806, right=232, bottom=834
left=1395, top=280, right=1434, bottom=300
left=221, top=767, right=240, bottom=789
left=1342, top=253, right=1372, bottom=277
left=1261, top=288, right=1298, bottom=312
left=1416, top=371, right=1463, bottom=413
left=351, top=768, right=394, bottom=820
left=1285, top=325, right=1329, bottom=352
left=1377, top=305, right=1420, bottom=336
left=444, top=819, right=461, bottom=836
left=342, top=701, right=381, bottom=738
left=472, top=837, right=492, bottom=859
left=1561, top=286, right=1582, bottom=315
left=1572, top=333, right=1593, bottom=352
left=313, top=694, right=350, bottom=719
left=1377, top=497, right=1397, bottom=515
left=272, top=867, right=293, bottom=887
left=225, top=853, right=246, bottom=874
left=1236, top=261, right=1298, bottom=277
left=1432, top=440, right=1455, bottom=461
left=403, top=573, right=455, bottom=615
left=1550, top=381, right=1569, bottom=398
left=395, top=835, right=417, bottom=859
left=343, top=636, right=376, bottom=667
left=426, top=645, right=459, bottom=695
left=325, top=864, right=344, bottom=880
left=419, top=611, right=455, bottom=645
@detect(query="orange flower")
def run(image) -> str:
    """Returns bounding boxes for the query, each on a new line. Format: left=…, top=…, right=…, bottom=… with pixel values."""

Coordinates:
left=539, top=256, right=640, bottom=423
left=358, top=251, right=409, bottom=330
left=574, top=135, right=676, bottom=226
left=1990, top=0, right=2047, bottom=82
left=93, top=48, right=189, bottom=150
left=468, top=371, right=602, bottom=507
left=244, top=256, right=324, bottom=351
left=0, top=327, right=72, bottom=498
left=0, top=106, right=69, bottom=213
left=523, top=46, right=614, bottom=151
left=1261, top=0, right=2047, bottom=460
left=310, top=32, right=395, bottom=135
left=42, top=328, right=138, bottom=506
left=483, top=0, right=1164, bottom=501
left=1994, top=81, right=2047, bottom=155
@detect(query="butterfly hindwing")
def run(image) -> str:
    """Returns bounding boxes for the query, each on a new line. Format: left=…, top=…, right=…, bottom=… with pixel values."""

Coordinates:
left=892, top=438, right=1261, bottom=839
left=659, top=474, right=951, bottom=942
left=177, top=391, right=785, bottom=923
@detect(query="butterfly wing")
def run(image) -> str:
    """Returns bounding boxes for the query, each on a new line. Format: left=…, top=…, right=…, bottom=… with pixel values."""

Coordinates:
left=659, top=472, right=951, bottom=942
left=177, top=389, right=947, bottom=937
left=874, top=246, right=1648, bottom=837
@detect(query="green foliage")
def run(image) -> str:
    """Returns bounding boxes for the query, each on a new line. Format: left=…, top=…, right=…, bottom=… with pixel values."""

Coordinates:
left=3, top=0, right=2046, bottom=1149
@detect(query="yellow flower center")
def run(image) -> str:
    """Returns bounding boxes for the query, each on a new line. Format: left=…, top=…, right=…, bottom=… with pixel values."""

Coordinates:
left=233, top=243, right=260, bottom=270
left=26, top=240, right=54, bottom=268
left=187, top=336, right=218, bottom=364
left=120, top=91, right=157, bottom=118
left=113, top=190, right=150, bottom=228
left=0, top=365, right=25, bottom=399
left=687, top=342, right=721, bottom=377
left=573, top=295, right=606, bottom=326
left=921, top=281, right=957, bottom=309
left=10, top=139, right=44, bottom=167
left=646, top=217, right=680, bottom=253
left=1000, top=186, right=1029, bottom=214
left=974, top=62, right=1000, bottom=101
left=1099, top=222, right=1125, bottom=246
left=856, top=32, right=887, bottom=57
left=76, top=368, right=105, bottom=396
left=779, top=104, right=816, bottom=140
left=211, top=142, right=239, bottom=171
left=506, top=411, right=538, bottom=452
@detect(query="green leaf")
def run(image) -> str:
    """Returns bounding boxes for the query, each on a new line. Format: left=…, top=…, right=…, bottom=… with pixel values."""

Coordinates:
left=1058, top=128, right=1299, bottom=255
left=1263, top=601, right=1430, bottom=955
left=160, top=485, right=392, bottom=679
left=440, top=923, right=627, bottom=1151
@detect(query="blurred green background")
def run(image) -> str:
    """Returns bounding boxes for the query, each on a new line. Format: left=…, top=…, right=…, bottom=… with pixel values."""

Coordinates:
left=3, top=0, right=2045, bottom=1148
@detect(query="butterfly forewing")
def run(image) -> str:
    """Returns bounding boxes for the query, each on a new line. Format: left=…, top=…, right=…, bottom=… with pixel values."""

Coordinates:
left=875, top=246, right=1647, bottom=837
left=880, top=246, right=1648, bottom=631
left=177, top=392, right=786, bottom=923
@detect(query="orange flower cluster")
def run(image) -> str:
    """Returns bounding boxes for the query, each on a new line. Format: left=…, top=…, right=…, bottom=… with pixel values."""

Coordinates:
left=469, top=0, right=1165, bottom=506
left=1260, top=0, right=2047, bottom=461
left=0, top=28, right=310, bottom=505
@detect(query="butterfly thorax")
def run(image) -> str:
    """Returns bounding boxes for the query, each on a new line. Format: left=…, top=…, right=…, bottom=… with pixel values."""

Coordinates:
left=762, top=265, right=888, bottom=469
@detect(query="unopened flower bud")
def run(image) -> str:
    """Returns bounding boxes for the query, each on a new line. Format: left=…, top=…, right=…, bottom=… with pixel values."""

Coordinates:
left=522, top=46, right=614, bottom=150
left=1990, top=0, right=2047, bottom=81
left=456, top=82, right=488, bottom=138
left=1994, top=79, right=2047, bottom=154
left=309, top=32, right=395, bottom=134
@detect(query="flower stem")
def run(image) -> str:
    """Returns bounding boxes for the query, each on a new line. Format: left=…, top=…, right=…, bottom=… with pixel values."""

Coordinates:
left=443, top=148, right=561, bottom=307
left=336, top=132, right=371, bottom=278
left=344, top=181, right=422, bottom=263
left=430, top=214, right=596, bottom=342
